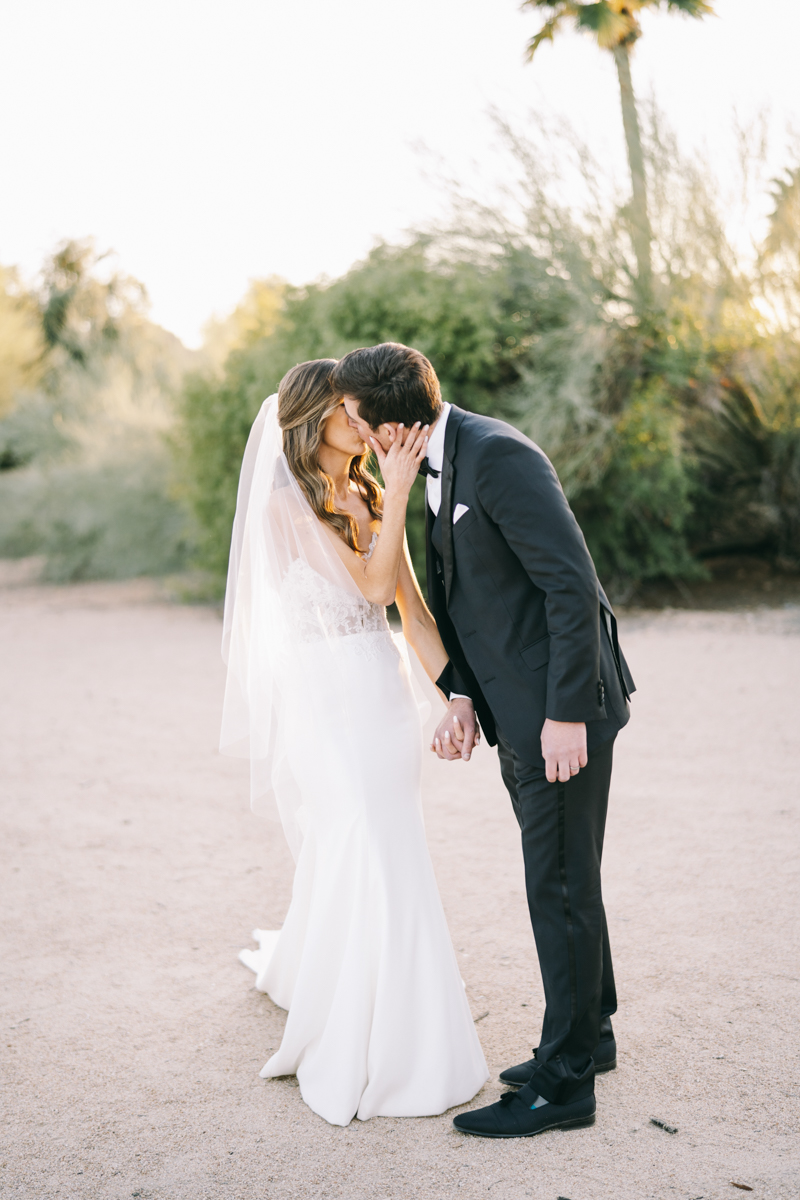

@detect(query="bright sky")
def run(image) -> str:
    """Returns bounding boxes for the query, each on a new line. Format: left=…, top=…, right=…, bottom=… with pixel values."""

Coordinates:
left=1, top=1, right=798, bottom=346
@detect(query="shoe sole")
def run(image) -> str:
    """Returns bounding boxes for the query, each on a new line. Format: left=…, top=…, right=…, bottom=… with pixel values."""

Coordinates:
left=498, top=1059, right=616, bottom=1088
left=453, top=1112, right=596, bottom=1139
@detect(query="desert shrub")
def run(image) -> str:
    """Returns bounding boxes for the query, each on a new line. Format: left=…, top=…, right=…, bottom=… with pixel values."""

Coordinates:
left=178, top=357, right=269, bottom=579
left=0, top=240, right=198, bottom=582
left=0, top=450, right=191, bottom=581
left=575, top=375, right=699, bottom=584
left=0, top=267, right=44, bottom=420
left=463, top=110, right=800, bottom=592
left=687, top=339, right=800, bottom=566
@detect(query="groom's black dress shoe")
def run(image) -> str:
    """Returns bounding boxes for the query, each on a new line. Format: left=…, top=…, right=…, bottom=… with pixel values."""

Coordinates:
left=499, top=1038, right=616, bottom=1088
left=453, top=1085, right=596, bottom=1139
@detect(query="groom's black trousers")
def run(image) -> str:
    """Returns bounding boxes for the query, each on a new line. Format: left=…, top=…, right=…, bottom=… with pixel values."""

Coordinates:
left=497, top=731, right=617, bottom=1105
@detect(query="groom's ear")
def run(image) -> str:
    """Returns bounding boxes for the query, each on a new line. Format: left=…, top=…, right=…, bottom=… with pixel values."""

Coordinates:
left=370, top=422, right=398, bottom=452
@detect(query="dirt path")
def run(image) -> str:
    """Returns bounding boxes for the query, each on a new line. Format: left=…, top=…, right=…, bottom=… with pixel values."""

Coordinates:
left=1, top=580, right=798, bottom=1200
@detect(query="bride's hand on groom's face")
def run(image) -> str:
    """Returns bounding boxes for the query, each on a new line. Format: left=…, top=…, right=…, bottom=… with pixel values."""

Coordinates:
left=369, top=422, right=429, bottom=498
left=431, top=698, right=480, bottom=762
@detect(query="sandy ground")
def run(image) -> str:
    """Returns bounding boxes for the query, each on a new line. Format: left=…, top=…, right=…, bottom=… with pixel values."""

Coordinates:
left=1, top=577, right=799, bottom=1200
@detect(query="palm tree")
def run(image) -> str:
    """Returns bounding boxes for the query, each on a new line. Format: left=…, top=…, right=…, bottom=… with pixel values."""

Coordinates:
left=522, top=1, right=715, bottom=307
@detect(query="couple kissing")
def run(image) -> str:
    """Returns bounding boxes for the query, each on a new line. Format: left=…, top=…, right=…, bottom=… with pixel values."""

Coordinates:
left=222, top=341, right=635, bottom=1135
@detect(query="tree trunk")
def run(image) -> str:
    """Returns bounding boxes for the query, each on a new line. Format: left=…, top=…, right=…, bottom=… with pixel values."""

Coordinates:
left=613, top=42, right=653, bottom=308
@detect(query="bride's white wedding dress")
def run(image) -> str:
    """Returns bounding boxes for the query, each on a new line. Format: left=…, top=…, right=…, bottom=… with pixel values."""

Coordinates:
left=221, top=397, right=488, bottom=1128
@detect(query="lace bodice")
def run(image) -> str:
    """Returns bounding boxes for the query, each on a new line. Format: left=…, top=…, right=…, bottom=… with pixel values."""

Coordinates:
left=282, top=557, right=390, bottom=642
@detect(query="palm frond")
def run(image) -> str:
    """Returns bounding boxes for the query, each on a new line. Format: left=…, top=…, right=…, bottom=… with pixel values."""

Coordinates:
left=525, top=13, right=568, bottom=59
left=576, top=3, right=637, bottom=48
left=663, top=0, right=716, bottom=16
left=763, top=167, right=800, bottom=260
left=523, top=1, right=639, bottom=54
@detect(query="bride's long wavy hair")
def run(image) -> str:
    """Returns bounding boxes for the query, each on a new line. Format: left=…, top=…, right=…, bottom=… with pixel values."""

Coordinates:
left=278, top=358, right=383, bottom=553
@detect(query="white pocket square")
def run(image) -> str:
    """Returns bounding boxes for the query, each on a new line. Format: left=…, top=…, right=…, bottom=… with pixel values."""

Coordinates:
left=453, top=504, right=470, bottom=524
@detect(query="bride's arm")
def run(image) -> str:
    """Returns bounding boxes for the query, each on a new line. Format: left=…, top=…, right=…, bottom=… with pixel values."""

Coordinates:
left=396, top=540, right=482, bottom=760
left=325, top=423, right=428, bottom=605
left=394, top=539, right=448, bottom=699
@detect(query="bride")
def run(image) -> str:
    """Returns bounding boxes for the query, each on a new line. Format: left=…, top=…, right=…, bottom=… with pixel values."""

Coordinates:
left=220, top=358, right=488, bottom=1127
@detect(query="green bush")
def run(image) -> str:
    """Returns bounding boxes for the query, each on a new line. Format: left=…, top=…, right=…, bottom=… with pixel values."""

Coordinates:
left=178, top=360, right=268, bottom=579
left=0, top=239, right=198, bottom=583
left=575, top=376, right=700, bottom=585
left=687, top=339, right=800, bottom=567
left=0, top=450, right=192, bottom=581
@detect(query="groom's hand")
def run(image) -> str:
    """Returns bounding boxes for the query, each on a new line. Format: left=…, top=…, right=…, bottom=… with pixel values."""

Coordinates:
left=541, top=719, right=588, bottom=784
left=431, top=697, right=480, bottom=762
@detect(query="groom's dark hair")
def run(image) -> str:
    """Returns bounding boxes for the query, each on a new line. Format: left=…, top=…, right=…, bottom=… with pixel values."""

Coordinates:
left=332, top=343, right=443, bottom=429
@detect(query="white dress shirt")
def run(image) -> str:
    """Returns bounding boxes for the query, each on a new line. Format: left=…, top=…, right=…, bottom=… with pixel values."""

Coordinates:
left=424, top=402, right=450, bottom=516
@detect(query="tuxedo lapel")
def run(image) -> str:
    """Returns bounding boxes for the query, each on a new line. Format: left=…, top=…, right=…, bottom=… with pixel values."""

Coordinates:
left=429, top=501, right=443, bottom=556
left=440, top=406, right=466, bottom=604
left=441, top=457, right=455, bottom=604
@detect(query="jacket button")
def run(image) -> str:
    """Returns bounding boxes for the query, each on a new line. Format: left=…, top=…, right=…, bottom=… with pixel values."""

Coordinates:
left=597, top=679, right=605, bottom=706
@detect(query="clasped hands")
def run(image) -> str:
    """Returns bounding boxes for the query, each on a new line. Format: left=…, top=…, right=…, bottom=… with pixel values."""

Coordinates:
left=431, top=697, right=481, bottom=762
left=432, top=699, right=587, bottom=784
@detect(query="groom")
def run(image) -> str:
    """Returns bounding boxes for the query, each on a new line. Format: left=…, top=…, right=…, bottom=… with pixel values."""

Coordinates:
left=334, top=343, right=635, bottom=1138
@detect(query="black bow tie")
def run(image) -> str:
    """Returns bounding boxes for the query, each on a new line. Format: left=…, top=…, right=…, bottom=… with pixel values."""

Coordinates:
left=418, top=458, right=440, bottom=479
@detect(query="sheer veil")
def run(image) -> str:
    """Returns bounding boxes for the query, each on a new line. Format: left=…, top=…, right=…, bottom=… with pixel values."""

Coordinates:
left=220, top=395, right=392, bottom=859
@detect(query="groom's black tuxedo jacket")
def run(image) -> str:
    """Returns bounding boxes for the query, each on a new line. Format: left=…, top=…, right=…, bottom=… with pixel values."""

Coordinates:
left=426, top=406, right=635, bottom=766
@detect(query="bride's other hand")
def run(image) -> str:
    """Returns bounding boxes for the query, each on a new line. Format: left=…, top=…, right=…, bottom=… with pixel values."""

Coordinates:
left=370, top=422, right=429, bottom=497
left=431, top=697, right=480, bottom=762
